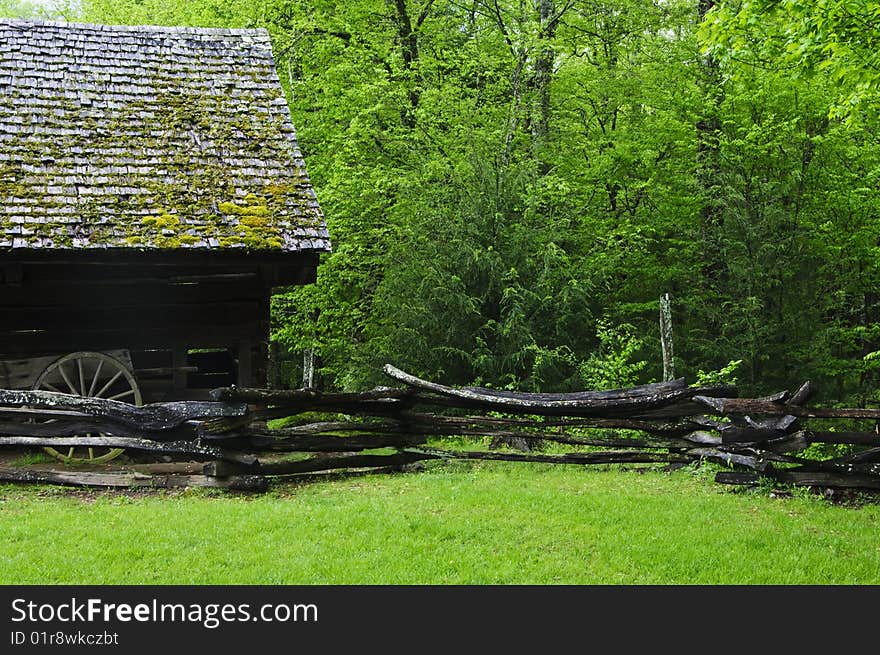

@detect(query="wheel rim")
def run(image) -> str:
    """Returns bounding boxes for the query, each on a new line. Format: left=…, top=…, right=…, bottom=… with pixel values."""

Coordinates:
left=32, top=352, right=142, bottom=464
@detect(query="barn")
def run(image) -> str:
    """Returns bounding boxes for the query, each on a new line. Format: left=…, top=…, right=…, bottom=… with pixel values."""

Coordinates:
left=0, top=18, right=330, bottom=459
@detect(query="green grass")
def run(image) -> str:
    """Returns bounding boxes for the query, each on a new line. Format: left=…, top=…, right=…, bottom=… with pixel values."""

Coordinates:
left=1, top=461, right=879, bottom=584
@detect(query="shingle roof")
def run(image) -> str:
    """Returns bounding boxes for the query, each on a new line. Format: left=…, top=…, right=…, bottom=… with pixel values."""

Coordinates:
left=0, top=19, right=330, bottom=252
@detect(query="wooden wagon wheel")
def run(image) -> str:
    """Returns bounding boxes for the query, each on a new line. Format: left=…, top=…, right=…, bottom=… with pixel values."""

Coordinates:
left=31, top=351, right=143, bottom=464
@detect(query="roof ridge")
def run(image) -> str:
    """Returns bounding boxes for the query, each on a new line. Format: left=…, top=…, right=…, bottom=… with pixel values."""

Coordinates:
left=0, top=17, right=269, bottom=38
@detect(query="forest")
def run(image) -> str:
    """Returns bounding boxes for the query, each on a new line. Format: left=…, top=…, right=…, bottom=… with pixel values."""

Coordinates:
left=4, top=0, right=880, bottom=403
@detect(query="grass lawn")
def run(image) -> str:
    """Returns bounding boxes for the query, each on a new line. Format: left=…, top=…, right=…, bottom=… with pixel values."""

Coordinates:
left=1, top=461, right=879, bottom=585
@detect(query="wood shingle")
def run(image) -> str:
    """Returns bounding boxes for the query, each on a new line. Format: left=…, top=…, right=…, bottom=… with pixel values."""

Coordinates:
left=0, top=18, right=330, bottom=252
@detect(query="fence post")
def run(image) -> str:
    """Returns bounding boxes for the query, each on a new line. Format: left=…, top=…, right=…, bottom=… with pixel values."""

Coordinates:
left=303, top=348, right=315, bottom=389
left=660, top=293, right=674, bottom=382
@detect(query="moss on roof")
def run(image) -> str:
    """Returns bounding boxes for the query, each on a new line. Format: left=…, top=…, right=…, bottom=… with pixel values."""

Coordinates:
left=0, top=19, right=330, bottom=252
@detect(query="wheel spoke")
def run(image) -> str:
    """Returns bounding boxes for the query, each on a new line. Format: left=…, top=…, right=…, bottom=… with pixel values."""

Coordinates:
left=67, top=447, right=74, bottom=459
left=77, top=358, right=86, bottom=399
left=58, top=363, right=80, bottom=395
left=88, top=447, right=94, bottom=460
left=93, top=370, right=124, bottom=398
left=42, top=382, right=64, bottom=393
left=87, top=359, right=104, bottom=397
left=106, top=389, right=136, bottom=401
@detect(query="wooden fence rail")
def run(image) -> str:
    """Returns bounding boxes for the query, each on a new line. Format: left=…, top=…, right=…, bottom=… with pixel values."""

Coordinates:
left=1, top=366, right=879, bottom=493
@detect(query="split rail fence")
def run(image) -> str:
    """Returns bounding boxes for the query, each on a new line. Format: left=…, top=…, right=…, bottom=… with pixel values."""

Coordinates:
left=1, top=364, right=879, bottom=493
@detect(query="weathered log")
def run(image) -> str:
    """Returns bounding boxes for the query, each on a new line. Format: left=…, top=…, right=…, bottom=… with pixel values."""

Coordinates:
left=201, top=418, right=412, bottom=441
left=0, top=435, right=256, bottom=465
left=235, top=433, right=430, bottom=452
left=440, top=426, right=695, bottom=448
left=681, top=430, right=722, bottom=445
left=383, top=365, right=736, bottom=417
left=686, top=447, right=768, bottom=471
left=209, top=386, right=413, bottom=404
left=714, top=471, right=762, bottom=485
left=217, top=451, right=439, bottom=476
left=825, top=446, right=880, bottom=464
left=253, top=420, right=406, bottom=436
left=460, top=378, right=688, bottom=401
left=717, top=443, right=812, bottom=467
left=804, top=431, right=880, bottom=446
left=694, top=395, right=880, bottom=420
left=720, top=426, right=787, bottom=443
left=208, top=386, right=416, bottom=417
left=763, top=431, right=811, bottom=453
left=403, top=412, right=698, bottom=435
left=788, top=380, right=813, bottom=406
left=129, top=462, right=208, bottom=475
left=754, top=390, right=791, bottom=403
left=770, top=470, right=880, bottom=490
left=751, top=381, right=811, bottom=433
left=229, top=423, right=697, bottom=451
left=202, top=460, right=258, bottom=476
left=0, top=418, right=198, bottom=441
left=789, top=460, right=880, bottom=476
left=0, top=466, right=267, bottom=491
left=748, top=414, right=798, bottom=432
left=406, top=447, right=690, bottom=466
left=626, top=400, right=734, bottom=419
left=0, top=389, right=246, bottom=430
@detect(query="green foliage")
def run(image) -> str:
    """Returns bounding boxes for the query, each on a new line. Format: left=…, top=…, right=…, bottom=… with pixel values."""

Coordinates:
left=700, top=0, right=880, bottom=121
left=694, top=359, right=743, bottom=387
left=578, top=320, right=649, bottom=390
left=0, top=0, right=47, bottom=17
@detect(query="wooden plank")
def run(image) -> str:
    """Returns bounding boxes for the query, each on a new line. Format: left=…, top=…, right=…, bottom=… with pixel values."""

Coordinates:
left=0, top=301, right=262, bottom=331
left=171, top=346, right=187, bottom=392
left=134, top=366, right=199, bottom=377
left=0, top=279, right=265, bottom=307
left=237, top=341, right=253, bottom=387
left=0, top=249, right=320, bottom=270
left=0, top=323, right=263, bottom=355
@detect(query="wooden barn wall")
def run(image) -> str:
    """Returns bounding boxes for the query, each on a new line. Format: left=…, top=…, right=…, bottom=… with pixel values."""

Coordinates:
left=0, top=255, right=318, bottom=400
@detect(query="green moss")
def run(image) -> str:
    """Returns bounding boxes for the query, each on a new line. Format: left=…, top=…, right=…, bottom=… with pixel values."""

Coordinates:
left=240, top=215, right=269, bottom=228
left=141, top=213, right=181, bottom=229
left=218, top=199, right=270, bottom=217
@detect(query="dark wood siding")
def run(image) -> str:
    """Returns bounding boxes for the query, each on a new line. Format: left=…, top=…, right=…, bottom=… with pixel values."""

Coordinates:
left=0, top=252, right=319, bottom=400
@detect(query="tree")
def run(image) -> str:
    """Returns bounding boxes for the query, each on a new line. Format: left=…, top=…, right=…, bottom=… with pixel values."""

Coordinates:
left=700, top=0, right=880, bottom=120
left=0, top=0, right=45, bottom=17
